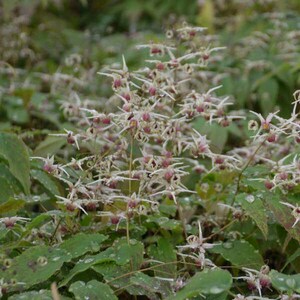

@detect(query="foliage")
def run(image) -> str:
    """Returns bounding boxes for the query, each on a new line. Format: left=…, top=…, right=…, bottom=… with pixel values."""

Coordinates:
left=0, top=1, right=300, bottom=300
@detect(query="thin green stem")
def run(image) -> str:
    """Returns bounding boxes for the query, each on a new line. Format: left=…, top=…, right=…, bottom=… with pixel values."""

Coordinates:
left=177, top=201, right=187, bottom=239
left=230, top=137, right=267, bottom=207
left=206, top=219, right=236, bottom=240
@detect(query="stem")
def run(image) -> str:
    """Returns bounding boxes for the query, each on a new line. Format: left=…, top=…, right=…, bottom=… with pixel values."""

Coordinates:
left=125, top=135, right=134, bottom=245
left=230, top=137, right=267, bottom=207
left=127, top=135, right=134, bottom=274
left=50, top=282, right=60, bottom=300
left=282, top=234, right=291, bottom=253
left=128, top=135, right=134, bottom=194
left=106, top=260, right=184, bottom=285
left=206, top=219, right=236, bottom=240
left=50, top=217, right=62, bottom=243
left=177, top=201, right=187, bottom=239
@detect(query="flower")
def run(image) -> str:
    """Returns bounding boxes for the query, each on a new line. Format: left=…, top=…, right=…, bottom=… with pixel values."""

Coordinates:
left=250, top=110, right=284, bottom=140
left=280, top=202, right=300, bottom=227
left=50, top=129, right=81, bottom=150
left=0, top=216, right=30, bottom=228
left=178, top=221, right=216, bottom=252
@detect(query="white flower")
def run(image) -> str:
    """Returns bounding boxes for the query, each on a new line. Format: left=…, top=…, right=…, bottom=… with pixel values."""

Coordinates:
left=177, top=221, right=216, bottom=252
left=0, top=216, right=30, bottom=228
left=280, top=202, right=300, bottom=227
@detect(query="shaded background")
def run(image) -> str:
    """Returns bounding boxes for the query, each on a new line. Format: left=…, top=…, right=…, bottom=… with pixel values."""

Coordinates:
left=0, top=0, right=299, bottom=137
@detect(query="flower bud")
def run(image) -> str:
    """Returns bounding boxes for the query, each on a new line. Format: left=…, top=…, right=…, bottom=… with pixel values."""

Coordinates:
left=113, top=78, right=122, bottom=89
left=149, top=86, right=157, bottom=96
left=264, top=180, right=274, bottom=190
left=110, top=215, right=120, bottom=225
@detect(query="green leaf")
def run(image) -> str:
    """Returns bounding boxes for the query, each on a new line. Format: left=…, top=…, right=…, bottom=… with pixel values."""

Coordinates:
left=210, top=240, right=264, bottom=269
left=0, top=163, right=23, bottom=195
left=257, top=78, right=278, bottom=114
left=69, top=280, right=117, bottom=300
left=60, top=238, right=144, bottom=287
left=166, top=269, right=232, bottom=300
left=0, top=198, right=25, bottom=215
left=281, top=248, right=300, bottom=271
left=8, top=290, right=53, bottom=300
left=33, top=135, right=66, bottom=157
left=60, top=233, right=108, bottom=259
left=236, top=193, right=268, bottom=238
left=93, top=263, right=161, bottom=299
left=112, top=238, right=144, bottom=270
left=6, top=105, right=29, bottom=124
left=209, top=124, right=228, bottom=153
left=59, top=248, right=115, bottom=286
left=147, top=237, right=177, bottom=278
left=25, top=214, right=53, bottom=232
left=0, top=133, right=30, bottom=194
left=265, top=193, right=300, bottom=243
left=30, top=169, right=61, bottom=196
left=130, top=272, right=170, bottom=298
left=1, top=245, right=72, bottom=289
left=159, top=204, right=177, bottom=217
left=8, top=290, right=71, bottom=300
left=0, top=177, right=15, bottom=203
left=270, top=270, right=300, bottom=293
left=147, top=215, right=181, bottom=230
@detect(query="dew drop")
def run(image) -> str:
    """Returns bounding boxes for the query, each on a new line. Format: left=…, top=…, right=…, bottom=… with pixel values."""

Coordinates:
left=210, top=287, right=223, bottom=294
left=246, top=195, right=255, bottom=203
left=286, top=278, right=296, bottom=288
left=277, top=277, right=284, bottom=281
left=223, top=242, right=233, bottom=249
left=32, top=196, right=40, bottom=202
left=52, top=257, right=60, bottom=262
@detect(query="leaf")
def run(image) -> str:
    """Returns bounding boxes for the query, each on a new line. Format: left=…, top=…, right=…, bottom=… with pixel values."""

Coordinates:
left=33, top=135, right=66, bottom=157
left=209, top=124, right=228, bottom=153
left=257, top=78, right=278, bottom=114
left=1, top=245, right=72, bottom=289
left=6, top=105, right=29, bottom=124
left=147, top=215, right=181, bottom=230
left=0, top=163, right=23, bottom=195
left=60, top=238, right=144, bottom=287
left=210, top=240, right=264, bottom=269
left=112, top=238, right=144, bottom=270
left=59, top=248, right=115, bottom=287
left=166, top=269, right=232, bottom=300
left=0, top=133, right=30, bottom=194
left=281, top=248, right=300, bottom=271
left=147, top=237, right=177, bottom=278
left=93, top=263, right=160, bottom=299
left=130, top=272, right=170, bottom=298
left=159, top=204, right=177, bottom=217
left=0, top=198, right=25, bottom=215
left=30, top=169, right=61, bottom=196
left=69, top=280, right=117, bottom=300
left=8, top=290, right=71, bottom=300
left=270, top=270, right=300, bottom=293
left=265, top=193, right=300, bottom=242
left=60, top=233, right=108, bottom=259
left=25, top=214, right=53, bottom=232
left=236, top=193, right=268, bottom=238
left=0, top=177, right=15, bottom=203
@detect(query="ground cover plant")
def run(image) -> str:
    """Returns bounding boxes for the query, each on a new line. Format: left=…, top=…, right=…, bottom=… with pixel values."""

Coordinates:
left=0, top=1, right=300, bottom=299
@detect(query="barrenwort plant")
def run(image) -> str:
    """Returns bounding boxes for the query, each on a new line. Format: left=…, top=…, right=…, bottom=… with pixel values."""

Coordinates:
left=0, top=10, right=300, bottom=300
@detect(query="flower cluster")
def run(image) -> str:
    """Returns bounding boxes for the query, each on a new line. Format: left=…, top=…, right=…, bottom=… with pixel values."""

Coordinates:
left=35, top=24, right=243, bottom=232
left=177, top=221, right=216, bottom=269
